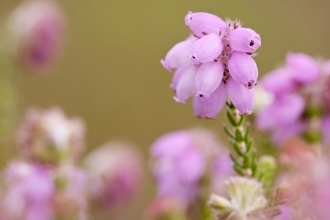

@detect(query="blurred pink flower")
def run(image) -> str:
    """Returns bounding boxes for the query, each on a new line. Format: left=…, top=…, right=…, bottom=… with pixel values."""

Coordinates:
left=8, top=0, right=66, bottom=73
left=17, top=108, right=85, bottom=164
left=2, top=162, right=55, bottom=220
left=83, top=141, right=143, bottom=209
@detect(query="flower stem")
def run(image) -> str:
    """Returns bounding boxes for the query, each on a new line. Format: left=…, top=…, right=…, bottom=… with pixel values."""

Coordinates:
left=224, top=102, right=260, bottom=179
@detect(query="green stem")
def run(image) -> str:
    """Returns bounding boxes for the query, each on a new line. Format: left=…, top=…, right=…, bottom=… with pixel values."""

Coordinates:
left=224, top=102, right=260, bottom=179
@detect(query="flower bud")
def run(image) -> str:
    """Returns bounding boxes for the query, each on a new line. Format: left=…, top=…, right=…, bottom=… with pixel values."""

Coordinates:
left=229, top=28, right=261, bottom=52
left=227, top=51, right=258, bottom=89
left=184, top=11, right=228, bottom=37
left=173, top=65, right=198, bottom=103
left=161, top=35, right=198, bottom=72
left=188, top=33, right=224, bottom=65
left=225, top=77, right=254, bottom=115
left=193, top=82, right=227, bottom=119
left=195, top=60, right=224, bottom=97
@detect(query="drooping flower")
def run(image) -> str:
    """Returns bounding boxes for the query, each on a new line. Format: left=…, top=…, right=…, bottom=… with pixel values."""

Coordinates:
left=17, top=108, right=85, bottom=164
left=8, top=0, right=66, bottom=73
left=161, top=11, right=261, bottom=118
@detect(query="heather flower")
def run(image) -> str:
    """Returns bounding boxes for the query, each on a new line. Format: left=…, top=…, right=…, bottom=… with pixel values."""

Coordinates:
left=208, top=176, right=267, bottom=220
left=8, top=0, right=66, bottom=73
left=255, top=53, right=330, bottom=144
left=161, top=11, right=261, bottom=117
left=1, top=162, right=55, bottom=220
left=83, top=141, right=143, bottom=209
left=17, top=108, right=85, bottom=164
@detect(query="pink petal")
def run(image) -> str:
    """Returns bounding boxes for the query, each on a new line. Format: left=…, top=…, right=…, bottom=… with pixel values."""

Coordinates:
left=188, top=33, right=224, bottom=65
left=272, top=121, right=307, bottom=144
left=256, top=94, right=305, bottom=130
left=225, top=77, right=254, bottom=115
left=184, top=11, right=228, bottom=37
left=261, top=67, right=296, bottom=96
left=227, top=51, right=258, bottom=89
left=151, top=131, right=194, bottom=158
left=173, top=65, right=198, bottom=104
left=229, top=28, right=261, bottom=52
left=170, top=65, right=187, bottom=91
left=193, top=82, right=227, bottom=119
left=286, top=52, right=320, bottom=84
left=161, top=35, right=198, bottom=72
left=195, top=60, right=224, bottom=98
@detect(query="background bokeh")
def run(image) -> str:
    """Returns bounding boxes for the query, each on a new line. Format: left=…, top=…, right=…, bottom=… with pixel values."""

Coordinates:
left=0, top=0, right=330, bottom=219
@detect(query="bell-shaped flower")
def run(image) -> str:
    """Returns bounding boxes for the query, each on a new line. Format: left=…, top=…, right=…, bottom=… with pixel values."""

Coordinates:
left=161, top=35, right=198, bottom=72
left=225, top=77, right=254, bottom=115
left=227, top=51, right=258, bottom=89
left=261, top=67, right=296, bottom=96
left=286, top=52, right=320, bottom=84
left=173, top=65, right=198, bottom=104
left=184, top=11, right=228, bottom=37
left=195, top=60, right=224, bottom=98
left=193, top=83, right=227, bottom=119
left=229, top=28, right=261, bottom=52
left=256, top=94, right=305, bottom=131
left=188, top=33, right=224, bottom=65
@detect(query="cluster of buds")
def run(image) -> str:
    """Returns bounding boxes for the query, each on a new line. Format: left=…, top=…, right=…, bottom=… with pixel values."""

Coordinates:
left=149, top=129, right=233, bottom=206
left=255, top=52, right=330, bottom=144
left=7, top=0, right=66, bottom=73
left=17, top=108, right=85, bottom=165
left=0, top=108, right=144, bottom=220
left=161, top=11, right=261, bottom=118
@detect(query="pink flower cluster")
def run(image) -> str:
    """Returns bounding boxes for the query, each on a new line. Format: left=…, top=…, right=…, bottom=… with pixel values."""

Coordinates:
left=256, top=52, right=330, bottom=144
left=161, top=11, right=261, bottom=118
left=0, top=108, right=144, bottom=220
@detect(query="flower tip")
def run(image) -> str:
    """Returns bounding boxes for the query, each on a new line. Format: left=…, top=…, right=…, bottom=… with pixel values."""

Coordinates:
left=173, top=96, right=186, bottom=104
left=184, top=11, right=193, bottom=25
left=195, top=115, right=216, bottom=120
left=249, top=37, right=261, bottom=51
left=187, top=53, right=200, bottom=65
left=196, top=91, right=210, bottom=99
left=240, top=110, right=253, bottom=116
left=160, top=59, right=172, bottom=72
left=244, top=80, right=257, bottom=89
